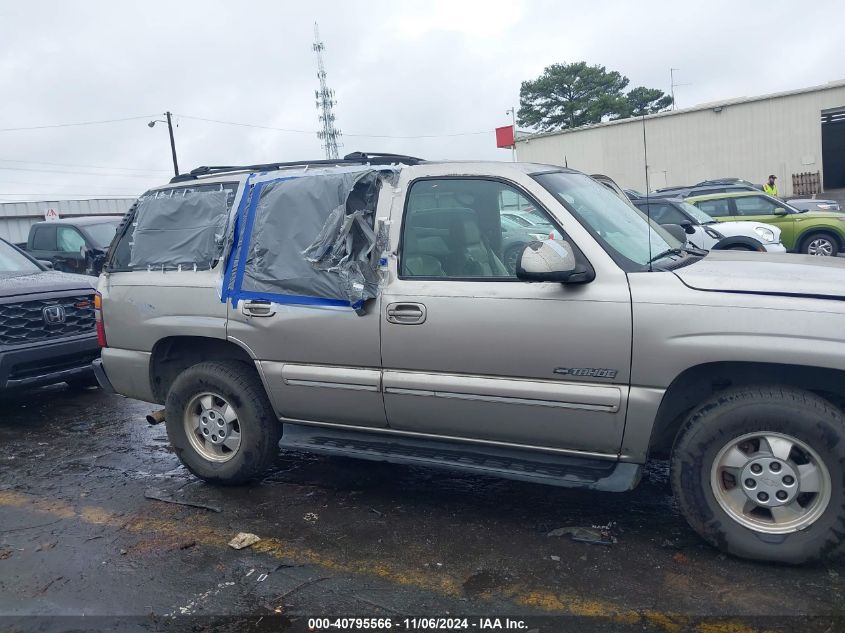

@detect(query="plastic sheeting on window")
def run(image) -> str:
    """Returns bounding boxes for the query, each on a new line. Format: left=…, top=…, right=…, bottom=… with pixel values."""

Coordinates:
left=129, top=190, right=229, bottom=269
left=222, top=168, right=391, bottom=311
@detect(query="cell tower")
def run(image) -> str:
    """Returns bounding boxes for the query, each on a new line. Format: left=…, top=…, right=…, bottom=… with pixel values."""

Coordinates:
left=313, top=22, right=342, bottom=160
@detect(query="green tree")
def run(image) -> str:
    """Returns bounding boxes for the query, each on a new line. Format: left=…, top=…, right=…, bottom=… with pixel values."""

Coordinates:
left=517, top=62, right=673, bottom=131
left=518, top=62, right=629, bottom=131
left=622, top=86, right=674, bottom=117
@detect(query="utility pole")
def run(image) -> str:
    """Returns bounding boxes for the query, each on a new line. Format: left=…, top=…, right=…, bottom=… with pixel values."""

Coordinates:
left=670, top=68, right=678, bottom=110
left=669, top=69, right=691, bottom=111
left=313, top=23, right=342, bottom=160
left=148, top=112, right=179, bottom=176
left=505, top=107, right=517, bottom=162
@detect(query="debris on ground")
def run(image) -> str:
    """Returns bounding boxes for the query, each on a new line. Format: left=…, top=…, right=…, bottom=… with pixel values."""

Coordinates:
left=228, top=532, right=261, bottom=550
left=178, top=540, right=196, bottom=550
left=144, top=488, right=222, bottom=513
left=672, top=552, right=689, bottom=564
left=34, top=540, right=57, bottom=552
left=550, top=555, right=561, bottom=561
left=0, top=548, right=12, bottom=560
left=303, top=512, right=319, bottom=523
left=546, top=523, right=617, bottom=545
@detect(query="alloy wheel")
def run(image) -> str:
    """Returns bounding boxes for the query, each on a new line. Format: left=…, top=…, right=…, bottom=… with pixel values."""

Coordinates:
left=710, top=431, right=831, bottom=534
left=183, top=392, right=242, bottom=462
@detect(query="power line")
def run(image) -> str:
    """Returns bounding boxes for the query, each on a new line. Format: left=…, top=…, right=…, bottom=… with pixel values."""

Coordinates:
left=0, top=111, right=492, bottom=140
left=0, top=158, right=168, bottom=173
left=0, top=115, right=160, bottom=133
left=0, top=180, right=147, bottom=190
left=175, top=113, right=490, bottom=139
left=0, top=193, right=139, bottom=198
left=0, top=166, right=160, bottom=179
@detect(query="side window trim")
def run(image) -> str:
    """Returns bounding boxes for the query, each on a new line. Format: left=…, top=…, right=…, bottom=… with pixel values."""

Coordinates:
left=398, top=175, right=577, bottom=282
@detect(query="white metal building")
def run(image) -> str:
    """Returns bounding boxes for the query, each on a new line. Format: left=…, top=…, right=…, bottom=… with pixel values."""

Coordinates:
left=0, top=198, right=135, bottom=245
left=515, top=80, right=845, bottom=197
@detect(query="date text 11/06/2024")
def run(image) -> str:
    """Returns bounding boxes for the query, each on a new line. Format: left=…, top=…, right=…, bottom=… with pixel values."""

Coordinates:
left=307, top=617, right=529, bottom=630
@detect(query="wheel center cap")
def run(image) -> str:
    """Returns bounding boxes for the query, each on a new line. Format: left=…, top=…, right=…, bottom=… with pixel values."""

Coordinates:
left=739, top=457, right=798, bottom=507
left=199, top=408, right=230, bottom=445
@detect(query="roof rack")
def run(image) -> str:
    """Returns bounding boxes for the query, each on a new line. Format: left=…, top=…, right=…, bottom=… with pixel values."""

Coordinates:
left=170, top=151, right=424, bottom=183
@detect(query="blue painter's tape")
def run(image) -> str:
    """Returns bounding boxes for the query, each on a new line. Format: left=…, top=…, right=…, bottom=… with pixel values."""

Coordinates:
left=220, top=175, right=254, bottom=303
left=230, top=181, right=265, bottom=307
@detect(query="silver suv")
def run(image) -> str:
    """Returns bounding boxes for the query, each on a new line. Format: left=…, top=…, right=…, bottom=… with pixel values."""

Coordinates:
left=94, top=155, right=845, bottom=563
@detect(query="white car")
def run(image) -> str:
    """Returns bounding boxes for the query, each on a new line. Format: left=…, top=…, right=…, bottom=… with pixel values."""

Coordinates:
left=633, top=197, right=786, bottom=252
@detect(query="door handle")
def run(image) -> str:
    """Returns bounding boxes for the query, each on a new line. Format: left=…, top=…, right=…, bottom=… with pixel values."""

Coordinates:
left=241, top=300, right=275, bottom=317
left=386, top=302, right=426, bottom=325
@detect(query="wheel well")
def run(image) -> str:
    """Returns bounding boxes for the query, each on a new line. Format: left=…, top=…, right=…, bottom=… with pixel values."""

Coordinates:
left=149, top=336, right=255, bottom=403
left=797, top=228, right=841, bottom=251
left=648, top=362, right=845, bottom=457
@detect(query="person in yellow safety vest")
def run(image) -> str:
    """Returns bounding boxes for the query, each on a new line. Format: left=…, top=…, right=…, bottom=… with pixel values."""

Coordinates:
left=763, top=174, right=779, bottom=197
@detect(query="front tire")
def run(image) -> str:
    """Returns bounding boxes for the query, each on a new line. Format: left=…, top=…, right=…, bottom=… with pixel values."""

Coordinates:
left=671, top=386, right=845, bottom=563
left=165, top=360, right=281, bottom=485
left=800, top=232, right=839, bottom=256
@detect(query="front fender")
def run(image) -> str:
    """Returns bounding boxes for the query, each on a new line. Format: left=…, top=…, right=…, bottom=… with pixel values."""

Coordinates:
left=712, top=236, right=764, bottom=251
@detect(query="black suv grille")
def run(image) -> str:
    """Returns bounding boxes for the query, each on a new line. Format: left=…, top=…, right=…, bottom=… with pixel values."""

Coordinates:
left=0, top=294, right=95, bottom=346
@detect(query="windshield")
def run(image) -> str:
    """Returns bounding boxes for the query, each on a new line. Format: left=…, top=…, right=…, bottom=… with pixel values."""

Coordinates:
left=83, top=221, right=120, bottom=248
left=678, top=201, right=714, bottom=224
left=0, top=240, right=40, bottom=273
left=533, top=172, right=681, bottom=268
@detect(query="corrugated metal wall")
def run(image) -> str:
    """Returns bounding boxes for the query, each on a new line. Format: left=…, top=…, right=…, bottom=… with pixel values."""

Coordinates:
left=0, top=198, right=135, bottom=244
left=515, top=83, right=845, bottom=197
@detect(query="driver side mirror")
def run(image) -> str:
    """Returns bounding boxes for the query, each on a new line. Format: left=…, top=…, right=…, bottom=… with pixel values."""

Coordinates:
left=680, top=222, right=696, bottom=235
left=516, top=240, right=594, bottom=284
left=773, top=207, right=788, bottom=216
left=37, top=259, right=54, bottom=270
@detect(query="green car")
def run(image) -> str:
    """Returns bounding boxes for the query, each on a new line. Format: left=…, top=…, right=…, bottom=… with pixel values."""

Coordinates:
left=686, top=191, right=845, bottom=256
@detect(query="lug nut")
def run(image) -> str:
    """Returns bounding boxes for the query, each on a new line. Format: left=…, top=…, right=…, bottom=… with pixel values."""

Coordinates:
left=770, top=462, right=782, bottom=472
left=744, top=478, right=756, bottom=488
left=750, top=463, right=763, bottom=474
left=783, top=475, right=795, bottom=485
left=757, top=492, right=769, bottom=502
left=776, top=491, right=788, bottom=501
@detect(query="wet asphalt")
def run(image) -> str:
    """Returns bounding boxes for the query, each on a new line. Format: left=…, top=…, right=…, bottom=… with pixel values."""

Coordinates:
left=0, top=385, right=843, bottom=632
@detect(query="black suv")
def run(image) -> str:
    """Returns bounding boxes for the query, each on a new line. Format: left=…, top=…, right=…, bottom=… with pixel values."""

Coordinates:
left=0, top=238, right=99, bottom=390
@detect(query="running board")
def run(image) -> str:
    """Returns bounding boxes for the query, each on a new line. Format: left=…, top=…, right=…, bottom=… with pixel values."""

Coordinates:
left=280, top=424, right=640, bottom=492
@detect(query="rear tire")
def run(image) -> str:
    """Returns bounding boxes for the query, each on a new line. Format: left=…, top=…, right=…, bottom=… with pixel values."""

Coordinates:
left=800, top=232, right=839, bottom=256
left=670, top=385, right=845, bottom=563
left=165, top=360, right=281, bottom=485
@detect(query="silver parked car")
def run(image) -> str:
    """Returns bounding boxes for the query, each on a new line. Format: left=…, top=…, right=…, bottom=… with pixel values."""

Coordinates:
left=94, top=155, right=845, bottom=563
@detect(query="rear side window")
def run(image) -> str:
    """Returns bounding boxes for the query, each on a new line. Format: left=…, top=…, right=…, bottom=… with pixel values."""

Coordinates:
left=695, top=198, right=731, bottom=217
left=31, top=225, right=56, bottom=250
left=108, top=183, right=238, bottom=271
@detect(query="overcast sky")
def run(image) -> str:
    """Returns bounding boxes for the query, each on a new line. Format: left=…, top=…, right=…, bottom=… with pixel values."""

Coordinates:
left=0, top=0, right=843, bottom=202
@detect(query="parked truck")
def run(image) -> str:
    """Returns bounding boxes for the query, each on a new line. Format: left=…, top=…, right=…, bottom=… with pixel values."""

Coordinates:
left=94, top=153, right=845, bottom=563
left=24, top=216, right=121, bottom=275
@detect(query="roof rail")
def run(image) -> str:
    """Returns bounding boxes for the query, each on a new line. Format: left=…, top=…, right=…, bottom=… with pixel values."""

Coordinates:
left=169, top=151, right=424, bottom=183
